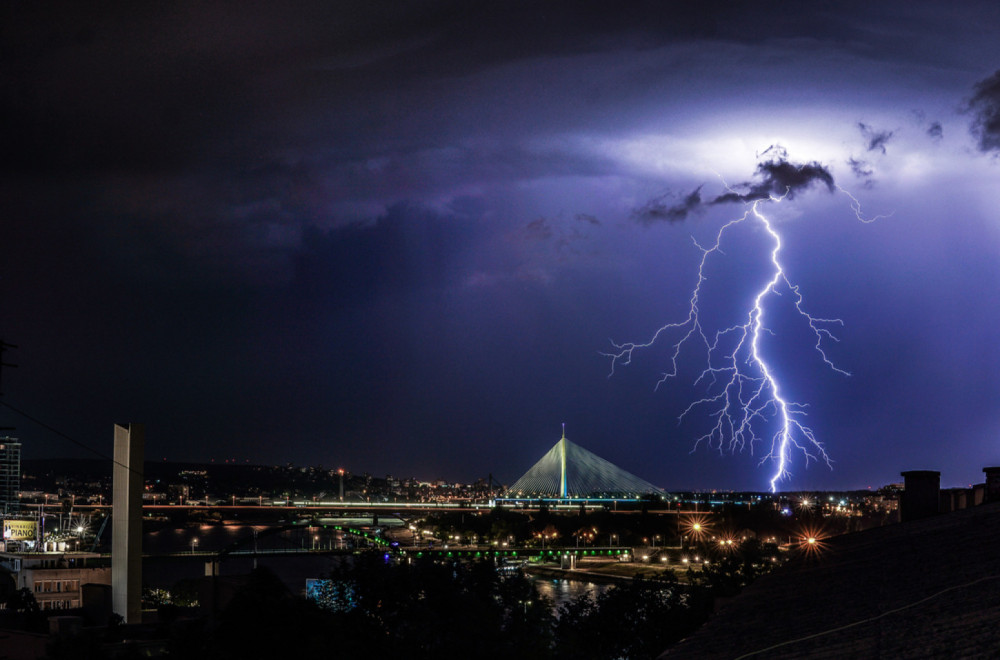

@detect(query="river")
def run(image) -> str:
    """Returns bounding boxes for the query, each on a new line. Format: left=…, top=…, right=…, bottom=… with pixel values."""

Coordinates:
left=141, top=522, right=616, bottom=616
left=526, top=574, right=615, bottom=615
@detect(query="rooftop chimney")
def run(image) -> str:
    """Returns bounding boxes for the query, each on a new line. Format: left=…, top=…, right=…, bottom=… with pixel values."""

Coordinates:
left=983, top=467, right=1000, bottom=503
left=899, top=470, right=940, bottom=522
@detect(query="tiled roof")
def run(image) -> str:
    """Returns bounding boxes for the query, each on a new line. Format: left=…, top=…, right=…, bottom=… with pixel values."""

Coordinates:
left=662, top=501, right=1000, bottom=659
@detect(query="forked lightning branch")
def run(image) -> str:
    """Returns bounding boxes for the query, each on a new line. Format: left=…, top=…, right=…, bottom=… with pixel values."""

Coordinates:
left=605, top=188, right=877, bottom=492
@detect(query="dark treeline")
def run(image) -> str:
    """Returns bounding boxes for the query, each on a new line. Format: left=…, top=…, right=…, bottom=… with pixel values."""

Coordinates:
left=198, top=558, right=708, bottom=660
left=31, top=537, right=785, bottom=660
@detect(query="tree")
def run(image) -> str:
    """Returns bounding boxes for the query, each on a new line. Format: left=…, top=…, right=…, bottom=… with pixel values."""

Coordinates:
left=553, top=577, right=706, bottom=660
left=207, top=567, right=335, bottom=660
left=696, top=538, right=780, bottom=597
left=5, top=586, right=39, bottom=614
left=317, top=554, right=553, bottom=657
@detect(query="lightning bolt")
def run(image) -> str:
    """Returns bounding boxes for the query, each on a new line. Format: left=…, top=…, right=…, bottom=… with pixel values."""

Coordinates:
left=605, top=190, right=874, bottom=492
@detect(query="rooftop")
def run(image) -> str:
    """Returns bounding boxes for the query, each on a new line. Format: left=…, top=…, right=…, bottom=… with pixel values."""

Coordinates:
left=663, top=500, right=1000, bottom=659
left=0, top=551, right=101, bottom=559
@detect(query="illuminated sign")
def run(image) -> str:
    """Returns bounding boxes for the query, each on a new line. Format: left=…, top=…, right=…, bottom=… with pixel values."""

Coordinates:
left=2, top=520, right=37, bottom=540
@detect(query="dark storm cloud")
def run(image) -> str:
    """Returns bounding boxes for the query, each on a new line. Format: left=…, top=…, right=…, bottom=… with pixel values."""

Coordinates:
left=632, top=155, right=836, bottom=224
left=518, top=214, right=601, bottom=251
left=858, top=123, right=894, bottom=154
left=1, top=0, right=919, bottom=178
left=910, top=110, right=943, bottom=142
left=292, top=202, right=478, bottom=308
left=523, top=218, right=554, bottom=241
left=1, top=1, right=714, bottom=174
left=633, top=187, right=704, bottom=225
left=966, top=69, right=1000, bottom=153
left=846, top=157, right=875, bottom=189
left=709, top=147, right=827, bottom=206
left=712, top=157, right=835, bottom=204
left=847, top=157, right=874, bottom=180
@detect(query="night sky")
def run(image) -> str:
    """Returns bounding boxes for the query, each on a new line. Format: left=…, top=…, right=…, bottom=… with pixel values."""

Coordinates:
left=3, top=2, right=1000, bottom=491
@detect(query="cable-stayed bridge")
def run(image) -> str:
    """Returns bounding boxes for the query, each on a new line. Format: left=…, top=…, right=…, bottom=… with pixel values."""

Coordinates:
left=502, top=425, right=663, bottom=500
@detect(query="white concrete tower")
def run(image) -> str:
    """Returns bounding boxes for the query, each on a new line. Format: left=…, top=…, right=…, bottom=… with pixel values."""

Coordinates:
left=559, top=423, right=568, bottom=499
left=112, top=423, right=144, bottom=623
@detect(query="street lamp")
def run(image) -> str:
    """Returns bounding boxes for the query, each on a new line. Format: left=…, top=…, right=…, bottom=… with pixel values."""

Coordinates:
left=190, top=538, right=199, bottom=554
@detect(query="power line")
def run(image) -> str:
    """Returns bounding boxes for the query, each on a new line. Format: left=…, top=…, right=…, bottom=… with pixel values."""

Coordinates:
left=0, top=339, right=18, bottom=432
left=0, top=399, right=143, bottom=478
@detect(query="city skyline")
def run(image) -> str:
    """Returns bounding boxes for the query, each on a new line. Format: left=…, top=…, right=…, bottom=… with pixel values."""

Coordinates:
left=3, top=2, right=1000, bottom=491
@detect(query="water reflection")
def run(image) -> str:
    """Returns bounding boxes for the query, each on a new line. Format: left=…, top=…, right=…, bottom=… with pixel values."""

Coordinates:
left=526, top=575, right=614, bottom=616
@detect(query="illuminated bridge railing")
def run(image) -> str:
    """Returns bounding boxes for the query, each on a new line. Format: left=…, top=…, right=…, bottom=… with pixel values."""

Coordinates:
left=400, top=546, right=631, bottom=560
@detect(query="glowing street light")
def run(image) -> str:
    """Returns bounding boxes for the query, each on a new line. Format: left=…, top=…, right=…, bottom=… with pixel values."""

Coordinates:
left=798, top=526, right=827, bottom=556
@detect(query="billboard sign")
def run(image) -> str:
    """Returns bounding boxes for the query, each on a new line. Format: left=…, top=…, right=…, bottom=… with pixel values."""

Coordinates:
left=2, top=519, right=37, bottom=540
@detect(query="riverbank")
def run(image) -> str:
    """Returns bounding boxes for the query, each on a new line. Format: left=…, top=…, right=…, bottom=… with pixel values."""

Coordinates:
left=524, top=560, right=680, bottom=584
